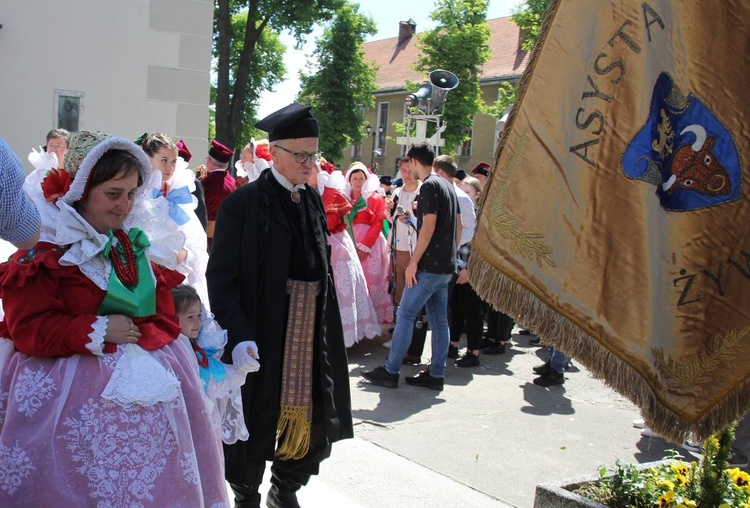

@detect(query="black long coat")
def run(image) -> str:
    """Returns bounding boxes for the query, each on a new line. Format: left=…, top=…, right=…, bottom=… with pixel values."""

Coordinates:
left=206, top=168, right=353, bottom=464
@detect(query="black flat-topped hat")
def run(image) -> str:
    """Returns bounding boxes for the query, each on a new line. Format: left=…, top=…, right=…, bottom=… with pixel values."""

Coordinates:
left=256, top=103, right=319, bottom=142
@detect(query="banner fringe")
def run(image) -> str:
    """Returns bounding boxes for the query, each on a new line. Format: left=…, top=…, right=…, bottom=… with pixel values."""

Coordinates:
left=468, top=254, right=750, bottom=445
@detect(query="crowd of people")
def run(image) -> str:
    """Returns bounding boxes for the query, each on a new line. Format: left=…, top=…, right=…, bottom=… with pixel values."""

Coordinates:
left=0, top=103, right=553, bottom=507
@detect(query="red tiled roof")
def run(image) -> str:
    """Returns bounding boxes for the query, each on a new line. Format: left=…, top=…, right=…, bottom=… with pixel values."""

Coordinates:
left=364, top=17, right=530, bottom=92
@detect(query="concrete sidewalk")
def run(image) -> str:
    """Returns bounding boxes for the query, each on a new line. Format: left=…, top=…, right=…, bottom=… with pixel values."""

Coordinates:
left=249, top=331, right=682, bottom=507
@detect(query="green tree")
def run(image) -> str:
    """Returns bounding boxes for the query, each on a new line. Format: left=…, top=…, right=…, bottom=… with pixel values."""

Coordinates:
left=512, top=0, right=552, bottom=51
left=213, top=0, right=344, bottom=150
left=413, top=0, right=492, bottom=153
left=297, top=3, right=378, bottom=162
left=210, top=10, right=285, bottom=152
left=484, top=0, right=552, bottom=117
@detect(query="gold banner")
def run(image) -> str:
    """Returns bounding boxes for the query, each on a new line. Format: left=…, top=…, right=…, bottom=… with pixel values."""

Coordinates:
left=469, top=0, right=750, bottom=442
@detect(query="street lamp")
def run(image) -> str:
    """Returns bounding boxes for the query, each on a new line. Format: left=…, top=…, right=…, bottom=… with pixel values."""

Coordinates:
left=370, top=124, right=384, bottom=169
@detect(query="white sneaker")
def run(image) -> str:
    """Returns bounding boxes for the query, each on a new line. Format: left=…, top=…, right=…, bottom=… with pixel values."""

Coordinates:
left=632, top=418, right=646, bottom=429
left=382, top=339, right=392, bottom=349
left=640, top=427, right=662, bottom=438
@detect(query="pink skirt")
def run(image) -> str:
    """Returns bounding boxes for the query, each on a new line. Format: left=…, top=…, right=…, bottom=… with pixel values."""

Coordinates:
left=329, top=231, right=381, bottom=346
left=0, top=336, right=229, bottom=507
left=352, top=224, right=394, bottom=324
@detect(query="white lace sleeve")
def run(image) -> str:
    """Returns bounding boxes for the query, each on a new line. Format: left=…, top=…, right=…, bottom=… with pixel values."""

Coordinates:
left=86, top=316, right=108, bottom=355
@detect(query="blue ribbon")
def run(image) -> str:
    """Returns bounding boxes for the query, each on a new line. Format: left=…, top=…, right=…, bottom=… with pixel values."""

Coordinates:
left=197, top=346, right=227, bottom=392
left=151, top=185, right=192, bottom=226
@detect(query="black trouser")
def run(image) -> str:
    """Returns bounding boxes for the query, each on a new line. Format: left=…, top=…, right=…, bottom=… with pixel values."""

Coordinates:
left=449, top=282, right=484, bottom=351
left=227, top=411, right=332, bottom=507
left=486, top=308, right=514, bottom=342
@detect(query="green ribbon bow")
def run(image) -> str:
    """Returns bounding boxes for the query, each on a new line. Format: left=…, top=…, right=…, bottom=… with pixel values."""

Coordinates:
left=97, top=227, right=156, bottom=317
left=344, top=195, right=368, bottom=242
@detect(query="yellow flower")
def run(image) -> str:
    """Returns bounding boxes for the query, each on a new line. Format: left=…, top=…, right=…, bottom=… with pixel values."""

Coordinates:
left=674, top=473, right=689, bottom=487
left=658, top=479, right=676, bottom=491
left=718, top=504, right=731, bottom=508
left=729, top=468, right=750, bottom=488
left=671, top=462, right=690, bottom=477
left=659, top=491, right=676, bottom=507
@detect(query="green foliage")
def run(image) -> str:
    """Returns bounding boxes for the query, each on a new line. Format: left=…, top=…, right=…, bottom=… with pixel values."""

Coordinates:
left=413, top=0, right=492, bottom=152
left=213, top=0, right=345, bottom=149
left=574, top=426, right=750, bottom=507
left=511, top=0, right=552, bottom=51
left=211, top=10, right=285, bottom=151
left=297, top=3, right=378, bottom=163
left=482, top=81, right=517, bottom=119
left=483, top=0, right=551, bottom=118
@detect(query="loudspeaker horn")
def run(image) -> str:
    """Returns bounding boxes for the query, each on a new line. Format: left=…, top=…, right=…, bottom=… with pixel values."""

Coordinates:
left=405, top=83, right=433, bottom=107
left=428, top=69, right=459, bottom=109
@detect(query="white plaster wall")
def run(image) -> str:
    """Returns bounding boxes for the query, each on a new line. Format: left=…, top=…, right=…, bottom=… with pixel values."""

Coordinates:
left=0, top=0, right=213, bottom=171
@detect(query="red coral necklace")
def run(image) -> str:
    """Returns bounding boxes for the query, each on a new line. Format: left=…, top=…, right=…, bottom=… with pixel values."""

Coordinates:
left=109, top=229, right=139, bottom=286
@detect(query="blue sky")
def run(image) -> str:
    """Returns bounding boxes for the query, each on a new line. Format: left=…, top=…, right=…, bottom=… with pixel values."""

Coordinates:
left=257, top=0, right=520, bottom=117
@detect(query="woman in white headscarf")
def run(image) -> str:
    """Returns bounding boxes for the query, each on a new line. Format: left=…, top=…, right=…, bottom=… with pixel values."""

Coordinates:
left=0, top=131, right=230, bottom=507
left=345, top=162, right=394, bottom=324
left=310, top=159, right=380, bottom=346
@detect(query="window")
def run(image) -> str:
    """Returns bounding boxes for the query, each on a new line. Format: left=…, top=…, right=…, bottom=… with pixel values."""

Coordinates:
left=351, top=104, right=365, bottom=159
left=375, top=102, right=389, bottom=157
left=54, top=90, right=84, bottom=132
left=457, top=119, right=474, bottom=157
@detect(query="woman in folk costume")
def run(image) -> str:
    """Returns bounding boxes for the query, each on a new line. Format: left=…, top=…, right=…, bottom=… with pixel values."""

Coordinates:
left=309, top=159, right=380, bottom=347
left=345, top=162, right=394, bottom=324
left=0, top=131, right=230, bottom=507
left=235, top=138, right=273, bottom=188
left=139, top=133, right=211, bottom=307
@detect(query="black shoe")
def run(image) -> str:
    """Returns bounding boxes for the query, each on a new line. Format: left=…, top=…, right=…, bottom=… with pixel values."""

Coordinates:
left=532, top=361, right=551, bottom=375
left=362, top=366, right=399, bottom=388
left=478, top=338, right=495, bottom=350
left=448, top=344, right=459, bottom=359
left=266, top=485, right=300, bottom=508
left=402, top=354, right=421, bottom=365
left=405, top=369, right=444, bottom=390
left=528, top=336, right=541, bottom=345
left=455, top=352, right=480, bottom=368
left=518, top=328, right=532, bottom=335
left=533, top=369, right=564, bottom=387
left=483, top=342, right=506, bottom=355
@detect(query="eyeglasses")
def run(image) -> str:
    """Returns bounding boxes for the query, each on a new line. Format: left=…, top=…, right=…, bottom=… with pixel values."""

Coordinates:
left=275, top=144, right=322, bottom=164
left=47, top=143, right=66, bottom=150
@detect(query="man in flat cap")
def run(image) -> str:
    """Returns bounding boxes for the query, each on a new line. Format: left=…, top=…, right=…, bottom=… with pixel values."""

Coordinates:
left=207, top=103, right=352, bottom=508
left=202, top=139, right=236, bottom=248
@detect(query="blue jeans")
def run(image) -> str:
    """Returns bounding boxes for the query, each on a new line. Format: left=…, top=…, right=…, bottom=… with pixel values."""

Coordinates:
left=385, top=271, right=453, bottom=377
left=549, top=347, right=570, bottom=374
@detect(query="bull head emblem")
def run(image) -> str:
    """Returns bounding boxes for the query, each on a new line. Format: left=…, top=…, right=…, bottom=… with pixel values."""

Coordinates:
left=621, top=73, right=741, bottom=211
left=663, top=125, right=731, bottom=196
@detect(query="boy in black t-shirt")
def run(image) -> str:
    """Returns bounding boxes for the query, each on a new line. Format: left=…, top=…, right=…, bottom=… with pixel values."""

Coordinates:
left=362, top=143, right=461, bottom=390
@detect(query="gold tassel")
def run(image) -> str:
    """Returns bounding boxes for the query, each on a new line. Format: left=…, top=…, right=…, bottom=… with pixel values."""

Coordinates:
left=275, top=405, right=312, bottom=461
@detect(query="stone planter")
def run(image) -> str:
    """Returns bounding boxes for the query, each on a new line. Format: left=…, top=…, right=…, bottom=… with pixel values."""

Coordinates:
left=533, top=460, right=673, bottom=508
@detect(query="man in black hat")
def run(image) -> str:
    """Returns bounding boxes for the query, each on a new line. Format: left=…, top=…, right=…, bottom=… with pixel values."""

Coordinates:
left=379, top=175, right=392, bottom=196
left=207, top=103, right=353, bottom=508
left=470, top=161, right=490, bottom=185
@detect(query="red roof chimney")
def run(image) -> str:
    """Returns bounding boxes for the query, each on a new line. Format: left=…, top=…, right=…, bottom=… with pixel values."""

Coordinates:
left=398, top=19, right=416, bottom=45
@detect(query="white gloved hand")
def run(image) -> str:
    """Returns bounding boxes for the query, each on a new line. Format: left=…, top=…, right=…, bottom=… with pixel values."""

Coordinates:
left=232, top=340, right=260, bottom=374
